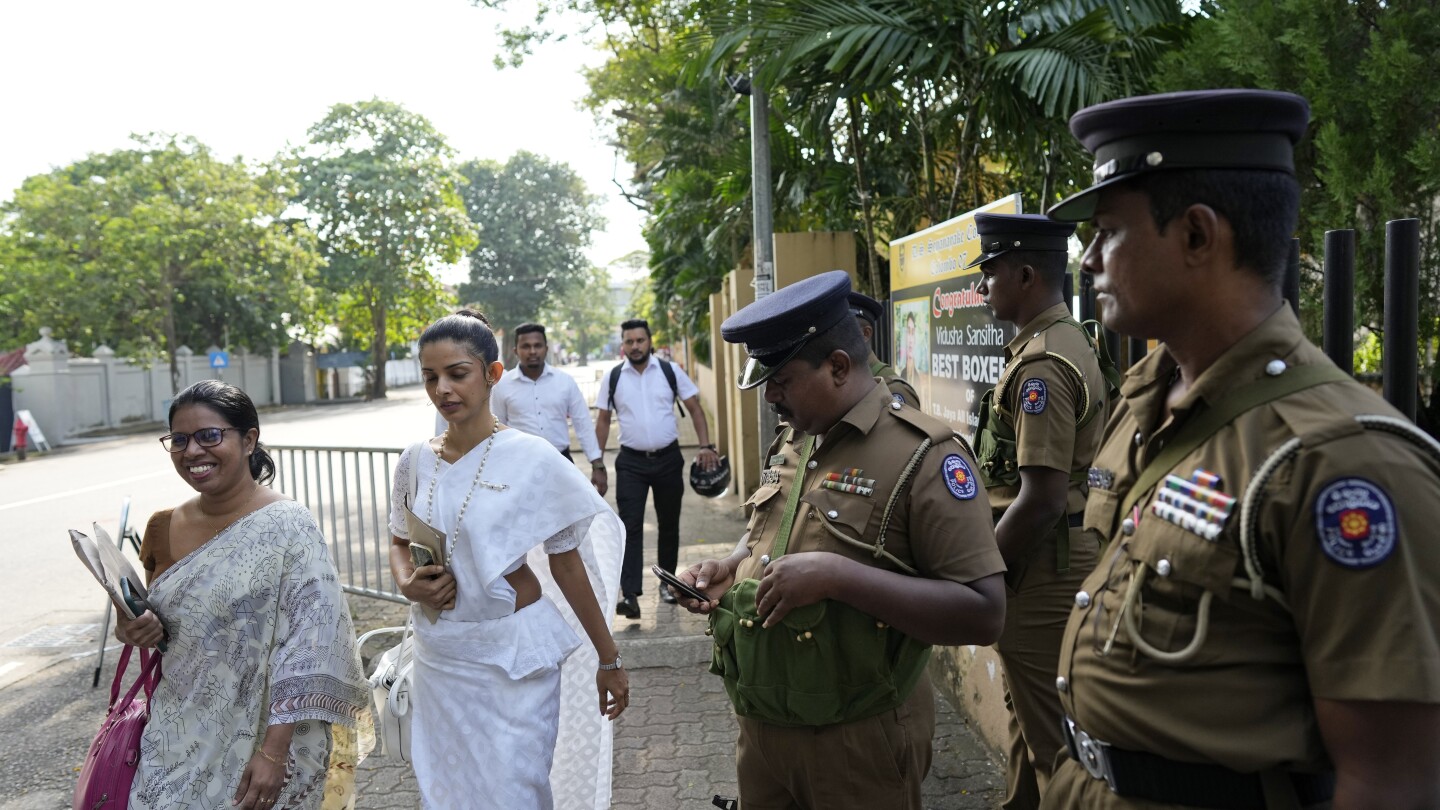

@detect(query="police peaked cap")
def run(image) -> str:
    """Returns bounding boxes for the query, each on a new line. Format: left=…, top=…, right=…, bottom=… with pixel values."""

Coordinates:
left=721, top=270, right=853, bottom=389
left=1047, top=89, right=1310, bottom=222
left=847, top=291, right=884, bottom=324
left=962, top=213, right=1076, bottom=270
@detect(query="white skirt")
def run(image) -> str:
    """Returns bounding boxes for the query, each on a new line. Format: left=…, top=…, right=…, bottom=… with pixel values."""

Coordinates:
left=409, top=597, right=579, bottom=809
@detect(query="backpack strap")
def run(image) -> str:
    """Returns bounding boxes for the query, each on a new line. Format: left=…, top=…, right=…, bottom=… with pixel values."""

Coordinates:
left=1118, top=364, right=1352, bottom=519
left=658, top=358, right=685, bottom=416
left=607, top=364, right=622, bottom=413
left=607, top=359, right=684, bottom=416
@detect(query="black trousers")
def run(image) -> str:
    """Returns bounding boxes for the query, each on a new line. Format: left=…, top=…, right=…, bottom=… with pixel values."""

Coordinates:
left=615, top=442, right=684, bottom=597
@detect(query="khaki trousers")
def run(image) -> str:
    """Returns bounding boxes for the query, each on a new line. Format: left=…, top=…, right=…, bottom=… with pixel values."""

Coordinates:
left=734, top=670, right=936, bottom=810
left=995, top=526, right=1099, bottom=810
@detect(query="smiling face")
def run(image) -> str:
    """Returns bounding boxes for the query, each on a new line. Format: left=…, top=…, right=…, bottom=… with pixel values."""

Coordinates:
left=422, top=338, right=505, bottom=427
left=169, top=403, right=257, bottom=495
left=1081, top=185, right=1186, bottom=339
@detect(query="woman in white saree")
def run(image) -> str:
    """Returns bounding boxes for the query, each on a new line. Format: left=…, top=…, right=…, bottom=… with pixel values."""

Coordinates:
left=389, top=309, right=628, bottom=809
left=115, top=380, right=373, bottom=810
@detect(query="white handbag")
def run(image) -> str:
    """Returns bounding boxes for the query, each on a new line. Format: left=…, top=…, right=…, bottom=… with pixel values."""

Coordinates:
left=360, top=441, right=427, bottom=760
left=361, top=618, right=414, bottom=761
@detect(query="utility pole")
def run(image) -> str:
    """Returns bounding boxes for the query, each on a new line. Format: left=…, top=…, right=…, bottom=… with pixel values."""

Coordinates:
left=750, top=74, right=780, bottom=448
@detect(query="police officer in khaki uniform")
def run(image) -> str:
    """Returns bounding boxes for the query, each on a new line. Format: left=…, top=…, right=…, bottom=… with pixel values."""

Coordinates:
left=680, top=271, right=1006, bottom=810
left=1038, top=90, right=1440, bottom=808
left=848, top=291, right=921, bottom=406
left=968, top=213, right=1107, bottom=809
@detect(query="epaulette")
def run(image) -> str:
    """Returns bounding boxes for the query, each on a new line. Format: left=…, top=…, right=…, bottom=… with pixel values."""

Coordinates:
left=886, top=402, right=954, bottom=444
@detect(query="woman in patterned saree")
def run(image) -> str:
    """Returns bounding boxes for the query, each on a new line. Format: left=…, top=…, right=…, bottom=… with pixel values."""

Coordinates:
left=115, top=380, right=373, bottom=809
left=389, top=309, right=627, bottom=809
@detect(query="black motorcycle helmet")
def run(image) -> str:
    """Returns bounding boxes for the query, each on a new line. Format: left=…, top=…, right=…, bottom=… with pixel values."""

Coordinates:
left=689, top=454, right=732, bottom=498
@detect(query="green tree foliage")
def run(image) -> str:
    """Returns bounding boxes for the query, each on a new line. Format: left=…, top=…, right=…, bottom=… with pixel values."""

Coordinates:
left=1154, top=0, right=1440, bottom=385
left=538, top=264, right=617, bottom=366
left=0, top=134, right=323, bottom=392
left=455, top=151, right=604, bottom=327
left=292, top=99, right=477, bottom=399
left=702, top=0, right=1185, bottom=293
left=563, top=0, right=1187, bottom=337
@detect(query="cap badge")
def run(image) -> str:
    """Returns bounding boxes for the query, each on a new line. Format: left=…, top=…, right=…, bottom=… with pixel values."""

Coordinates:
left=1093, top=158, right=1118, bottom=183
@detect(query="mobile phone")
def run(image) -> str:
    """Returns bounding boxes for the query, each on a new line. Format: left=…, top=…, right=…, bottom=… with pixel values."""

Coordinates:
left=120, top=577, right=167, bottom=652
left=651, top=565, right=711, bottom=603
left=410, top=543, right=436, bottom=569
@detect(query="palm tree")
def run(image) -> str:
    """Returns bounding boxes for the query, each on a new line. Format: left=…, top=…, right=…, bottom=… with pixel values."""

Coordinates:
left=700, top=0, right=1188, bottom=294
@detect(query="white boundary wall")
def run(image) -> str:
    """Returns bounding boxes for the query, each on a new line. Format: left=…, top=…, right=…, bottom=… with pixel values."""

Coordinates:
left=10, top=328, right=281, bottom=445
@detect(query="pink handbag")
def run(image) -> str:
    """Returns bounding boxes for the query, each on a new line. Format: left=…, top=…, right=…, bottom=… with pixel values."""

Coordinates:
left=73, top=646, right=162, bottom=810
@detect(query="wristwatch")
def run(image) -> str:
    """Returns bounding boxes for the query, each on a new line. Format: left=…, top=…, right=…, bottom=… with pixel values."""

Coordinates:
left=598, top=654, right=623, bottom=671
left=591, top=459, right=606, bottom=469
left=700, top=444, right=717, bottom=451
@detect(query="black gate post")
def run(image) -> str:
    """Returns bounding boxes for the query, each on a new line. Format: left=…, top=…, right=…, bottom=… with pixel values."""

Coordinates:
left=1383, top=219, right=1420, bottom=419
left=1283, top=237, right=1301, bottom=316
left=1079, top=272, right=1095, bottom=323
left=1323, top=229, right=1355, bottom=374
left=1127, top=337, right=1148, bottom=367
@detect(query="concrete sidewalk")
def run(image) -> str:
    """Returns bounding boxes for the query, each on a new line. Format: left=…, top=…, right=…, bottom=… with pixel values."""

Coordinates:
left=348, top=449, right=1005, bottom=809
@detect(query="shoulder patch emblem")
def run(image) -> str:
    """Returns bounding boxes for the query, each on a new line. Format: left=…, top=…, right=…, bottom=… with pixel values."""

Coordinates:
left=1020, top=378, right=1048, bottom=414
left=1314, top=477, right=1397, bottom=569
left=942, top=454, right=978, bottom=500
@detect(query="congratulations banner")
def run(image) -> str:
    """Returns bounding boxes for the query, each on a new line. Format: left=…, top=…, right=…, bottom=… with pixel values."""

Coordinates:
left=887, top=195, right=1021, bottom=438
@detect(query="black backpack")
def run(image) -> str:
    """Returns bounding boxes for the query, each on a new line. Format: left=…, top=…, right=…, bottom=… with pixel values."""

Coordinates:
left=607, top=357, right=684, bottom=416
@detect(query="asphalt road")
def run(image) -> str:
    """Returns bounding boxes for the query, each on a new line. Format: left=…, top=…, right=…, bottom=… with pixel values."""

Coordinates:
left=0, top=386, right=449, bottom=684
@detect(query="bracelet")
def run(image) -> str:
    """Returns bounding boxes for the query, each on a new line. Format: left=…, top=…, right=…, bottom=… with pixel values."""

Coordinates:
left=256, top=748, right=284, bottom=765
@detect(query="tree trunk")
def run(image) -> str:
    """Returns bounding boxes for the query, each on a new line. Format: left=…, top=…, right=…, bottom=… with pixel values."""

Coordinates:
left=847, top=96, right=881, bottom=298
left=370, top=302, right=388, bottom=400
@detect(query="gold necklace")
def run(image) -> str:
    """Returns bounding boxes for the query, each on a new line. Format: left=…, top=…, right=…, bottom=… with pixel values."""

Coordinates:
left=424, top=422, right=507, bottom=558
left=199, top=488, right=260, bottom=540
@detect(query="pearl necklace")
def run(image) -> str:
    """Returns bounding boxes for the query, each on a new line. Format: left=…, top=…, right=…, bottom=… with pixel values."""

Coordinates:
left=425, top=422, right=507, bottom=558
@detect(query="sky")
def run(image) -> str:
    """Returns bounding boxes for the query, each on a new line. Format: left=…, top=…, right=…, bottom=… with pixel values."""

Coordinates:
left=0, top=0, right=648, bottom=283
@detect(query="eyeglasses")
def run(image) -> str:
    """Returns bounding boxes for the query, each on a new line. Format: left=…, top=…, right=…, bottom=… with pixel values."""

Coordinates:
left=159, top=427, right=242, bottom=453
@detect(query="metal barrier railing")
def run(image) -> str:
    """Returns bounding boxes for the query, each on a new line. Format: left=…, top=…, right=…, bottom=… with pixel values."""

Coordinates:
left=269, top=445, right=406, bottom=604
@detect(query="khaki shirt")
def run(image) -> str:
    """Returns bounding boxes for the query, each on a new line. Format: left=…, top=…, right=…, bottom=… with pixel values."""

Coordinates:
left=869, top=356, right=921, bottom=408
left=737, top=382, right=1004, bottom=587
left=1060, top=306, right=1440, bottom=775
left=987, top=303, right=1107, bottom=515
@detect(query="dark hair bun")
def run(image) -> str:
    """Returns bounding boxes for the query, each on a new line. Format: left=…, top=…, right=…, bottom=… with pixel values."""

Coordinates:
left=455, top=308, right=493, bottom=328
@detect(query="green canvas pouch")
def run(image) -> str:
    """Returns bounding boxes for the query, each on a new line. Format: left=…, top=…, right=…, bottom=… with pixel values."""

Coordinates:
left=974, top=386, right=1020, bottom=488
left=708, top=577, right=931, bottom=727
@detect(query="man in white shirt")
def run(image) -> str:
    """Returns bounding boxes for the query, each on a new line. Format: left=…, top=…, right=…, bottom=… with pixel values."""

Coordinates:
left=487, top=323, right=607, bottom=495
left=595, top=318, right=720, bottom=619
